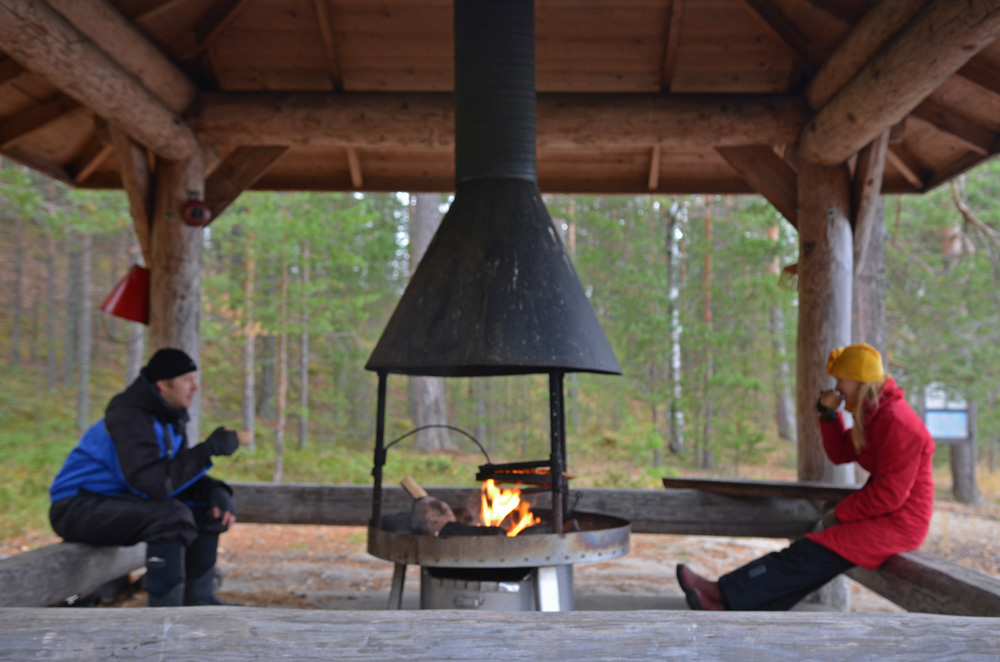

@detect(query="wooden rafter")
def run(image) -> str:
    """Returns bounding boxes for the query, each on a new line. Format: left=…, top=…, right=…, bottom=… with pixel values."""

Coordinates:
left=740, top=0, right=813, bottom=72
left=910, top=99, right=996, bottom=156
left=205, top=146, right=289, bottom=220
left=314, top=0, right=343, bottom=91
left=1, top=147, right=72, bottom=184
left=193, top=0, right=252, bottom=60
left=191, top=92, right=810, bottom=150
left=0, top=57, right=23, bottom=86
left=886, top=144, right=924, bottom=191
left=46, top=0, right=196, bottom=114
left=805, top=0, right=925, bottom=110
left=71, top=131, right=114, bottom=185
left=716, top=145, right=798, bottom=227
left=660, top=0, right=683, bottom=91
left=0, top=95, right=77, bottom=150
left=852, top=130, right=888, bottom=276
left=108, top=125, right=152, bottom=266
left=957, top=57, right=1000, bottom=96
left=345, top=147, right=363, bottom=189
left=799, top=0, right=1000, bottom=166
left=0, top=0, right=199, bottom=161
left=647, top=145, right=661, bottom=191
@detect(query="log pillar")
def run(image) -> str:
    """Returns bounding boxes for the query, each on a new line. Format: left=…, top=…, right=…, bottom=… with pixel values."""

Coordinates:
left=795, top=159, right=854, bottom=611
left=795, top=160, right=854, bottom=482
left=149, top=152, right=205, bottom=442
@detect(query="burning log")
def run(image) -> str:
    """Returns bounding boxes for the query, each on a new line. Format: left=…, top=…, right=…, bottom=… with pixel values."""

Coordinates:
left=401, top=476, right=456, bottom=536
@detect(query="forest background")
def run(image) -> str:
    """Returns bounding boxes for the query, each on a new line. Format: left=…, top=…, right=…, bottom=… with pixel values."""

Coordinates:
left=2, top=156, right=999, bottom=541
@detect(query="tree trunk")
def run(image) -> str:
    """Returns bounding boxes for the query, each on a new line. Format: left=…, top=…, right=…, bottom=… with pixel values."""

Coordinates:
left=407, top=193, right=451, bottom=451
left=125, top=235, right=145, bottom=385
left=242, top=236, right=257, bottom=452
left=951, top=396, right=982, bottom=505
left=258, top=335, right=277, bottom=419
left=45, top=221, right=58, bottom=390
left=10, top=214, right=24, bottom=369
left=273, top=256, right=289, bottom=483
left=666, top=202, right=685, bottom=455
left=298, top=243, right=310, bottom=451
left=76, top=233, right=92, bottom=433
left=769, top=305, right=796, bottom=442
left=701, top=196, right=713, bottom=469
left=63, top=233, right=79, bottom=386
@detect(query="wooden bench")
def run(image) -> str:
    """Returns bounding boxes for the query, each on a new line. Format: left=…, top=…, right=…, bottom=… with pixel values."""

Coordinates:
left=1, top=607, right=997, bottom=660
left=0, top=541, right=145, bottom=608
left=4, top=481, right=998, bottom=616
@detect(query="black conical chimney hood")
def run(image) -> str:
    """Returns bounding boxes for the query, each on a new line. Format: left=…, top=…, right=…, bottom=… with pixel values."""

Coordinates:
left=365, top=0, right=620, bottom=378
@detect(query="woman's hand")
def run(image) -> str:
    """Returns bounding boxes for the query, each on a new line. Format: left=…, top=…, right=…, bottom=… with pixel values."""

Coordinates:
left=817, top=390, right=843, bottom=420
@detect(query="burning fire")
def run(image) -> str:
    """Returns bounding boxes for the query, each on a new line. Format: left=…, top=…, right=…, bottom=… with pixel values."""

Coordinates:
left=481, top=479, right=540, bottom=537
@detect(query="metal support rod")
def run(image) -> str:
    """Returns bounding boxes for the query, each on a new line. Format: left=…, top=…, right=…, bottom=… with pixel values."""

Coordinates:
left=371, top=371, right=388, bottom=526
left=549, top=370, right=565, bottom=536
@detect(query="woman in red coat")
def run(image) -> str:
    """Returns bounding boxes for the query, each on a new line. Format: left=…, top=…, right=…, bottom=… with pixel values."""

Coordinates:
left=676, top=343, right=936, bottom=610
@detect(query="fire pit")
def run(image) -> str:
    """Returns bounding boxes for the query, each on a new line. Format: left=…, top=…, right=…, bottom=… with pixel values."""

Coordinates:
left=363, top=0, right=628, bottom=611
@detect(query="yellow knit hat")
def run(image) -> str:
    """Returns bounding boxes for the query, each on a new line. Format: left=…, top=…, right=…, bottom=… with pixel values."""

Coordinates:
left=826, top=343, right=885, bottom=383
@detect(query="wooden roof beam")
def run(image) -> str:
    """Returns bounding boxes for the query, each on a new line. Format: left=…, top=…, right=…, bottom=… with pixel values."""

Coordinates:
left=852, top=130, right=889, bottom=275
left=345, top=147, right=363, bottom=189
left=660, top=0, right=683, bottom=91
left=716, top=145, right=798, bottom=228
left=886, top=144, right=925, bottom=191
left=109, top=125, right=152, bottom=265
left=191, top=93, right=810, bottom=150
left=205, top=146, right=288, bottom=220
left=0, top=0, right=199, bottom=162
left=799, top=0, right=1000, bottom=166
left=314, top=0, right=343, bottom=91
left=741, top=0, right=814, bottom=73
left=193, top=0, right=252, bottom=60
left=805, top=0, right=926, bottom=110
left=71, top=132, right=114, bottom=185
left=45, top=0, right=196, bottom=114
left=0, top=57, right=23, bottom=86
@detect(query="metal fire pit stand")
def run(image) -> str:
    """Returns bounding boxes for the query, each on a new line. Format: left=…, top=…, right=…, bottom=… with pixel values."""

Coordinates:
left=370, top=370, right=570, bottom=537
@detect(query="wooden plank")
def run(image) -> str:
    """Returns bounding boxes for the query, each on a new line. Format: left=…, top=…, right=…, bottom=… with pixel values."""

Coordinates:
left=661, top=476, right=857, bottom=502
left=0, top=0, right=199, bottom=161
left=715, top=144, right=798, bottom=228
left=799, top=0, right=1000, bottom=165
left=205, top=145, right=288, bottom=220
left=192, top=0, right=253, bottom=59
left=886, top=143, right=926, bottom=190
left=71, top=134, right=113, bottom=184
left=646, top=144, right=661, bottom=190
left=313, top=0, right=342, bottom=90
left=2, top=608, right=998, bottom=660
left=45, top=0, right=196, bottom=113
left=0, top=542, right=145, bottom=608
left=848, top=550, right=1000, bottom=617
left=191, top=92, right=809, bottom=150
left=660, top=0, right=683, bottom=90
left=229, top=483, right=823, bottom=539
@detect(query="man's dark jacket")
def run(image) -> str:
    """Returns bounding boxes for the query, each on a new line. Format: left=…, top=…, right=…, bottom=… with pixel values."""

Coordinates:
left=50, top=370, right=220, bottom=504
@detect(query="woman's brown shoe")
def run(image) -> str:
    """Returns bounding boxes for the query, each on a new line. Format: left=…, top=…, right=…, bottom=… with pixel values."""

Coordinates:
left=676, top=564, right=724, bottom=607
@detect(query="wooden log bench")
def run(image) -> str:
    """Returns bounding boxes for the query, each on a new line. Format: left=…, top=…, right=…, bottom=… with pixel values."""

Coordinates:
left=0, top=541, right=145, bottom=608
left=1, top=607, right=997, bottom=661
left=3, top=481, right=998, bottom=616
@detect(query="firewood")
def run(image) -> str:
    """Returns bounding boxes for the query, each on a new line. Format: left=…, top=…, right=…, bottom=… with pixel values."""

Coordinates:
left=401, top=476, right=456, bottom=536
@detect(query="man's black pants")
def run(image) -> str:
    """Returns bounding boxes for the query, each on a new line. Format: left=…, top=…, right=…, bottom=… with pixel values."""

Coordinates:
left=718, top=538, right=855, bottom=611
left=50, top=491, right=203, bottom=547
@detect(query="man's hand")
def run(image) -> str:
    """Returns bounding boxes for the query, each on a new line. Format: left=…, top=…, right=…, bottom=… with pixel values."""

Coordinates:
left=205, top=426, right=239, bottom=456
left=210, top=486, right=237, bottom=530
left=816, top=390, right=843, bottom=421
left=814, top=509, right=840, bottom=532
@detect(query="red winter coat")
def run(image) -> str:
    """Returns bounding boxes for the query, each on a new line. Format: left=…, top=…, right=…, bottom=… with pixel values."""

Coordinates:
left=806, top=378, right=936, bottom=570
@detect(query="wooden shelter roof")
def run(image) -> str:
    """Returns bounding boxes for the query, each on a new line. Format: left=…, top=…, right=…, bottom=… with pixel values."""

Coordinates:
left=1, top=0, right=1000, bottom=200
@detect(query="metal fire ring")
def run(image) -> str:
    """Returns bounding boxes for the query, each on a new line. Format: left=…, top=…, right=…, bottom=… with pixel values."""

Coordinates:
left=368, top=510, right=630, bottom=568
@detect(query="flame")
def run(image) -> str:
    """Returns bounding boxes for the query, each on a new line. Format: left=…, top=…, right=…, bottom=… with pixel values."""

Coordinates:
left=480, top=479, right=540, bottom=537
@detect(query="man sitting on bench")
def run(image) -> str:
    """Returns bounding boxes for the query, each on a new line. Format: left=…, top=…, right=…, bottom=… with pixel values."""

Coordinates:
left=48, top=348, right=240, bottom=607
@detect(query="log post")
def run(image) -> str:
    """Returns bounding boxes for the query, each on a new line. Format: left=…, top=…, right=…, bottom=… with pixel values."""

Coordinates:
left=795, top=159, right=855, bottom=611
left=149, top=152, right=205, bottom=442
left=796, top=160, right=853, bottom=482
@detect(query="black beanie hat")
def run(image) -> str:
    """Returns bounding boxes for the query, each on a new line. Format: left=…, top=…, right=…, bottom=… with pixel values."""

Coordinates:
left=145, top=348, right=197, bottom=382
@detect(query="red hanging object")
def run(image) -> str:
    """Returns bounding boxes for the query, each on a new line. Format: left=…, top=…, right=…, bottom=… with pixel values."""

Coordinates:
left=100, top=264, right=150, bottom=324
